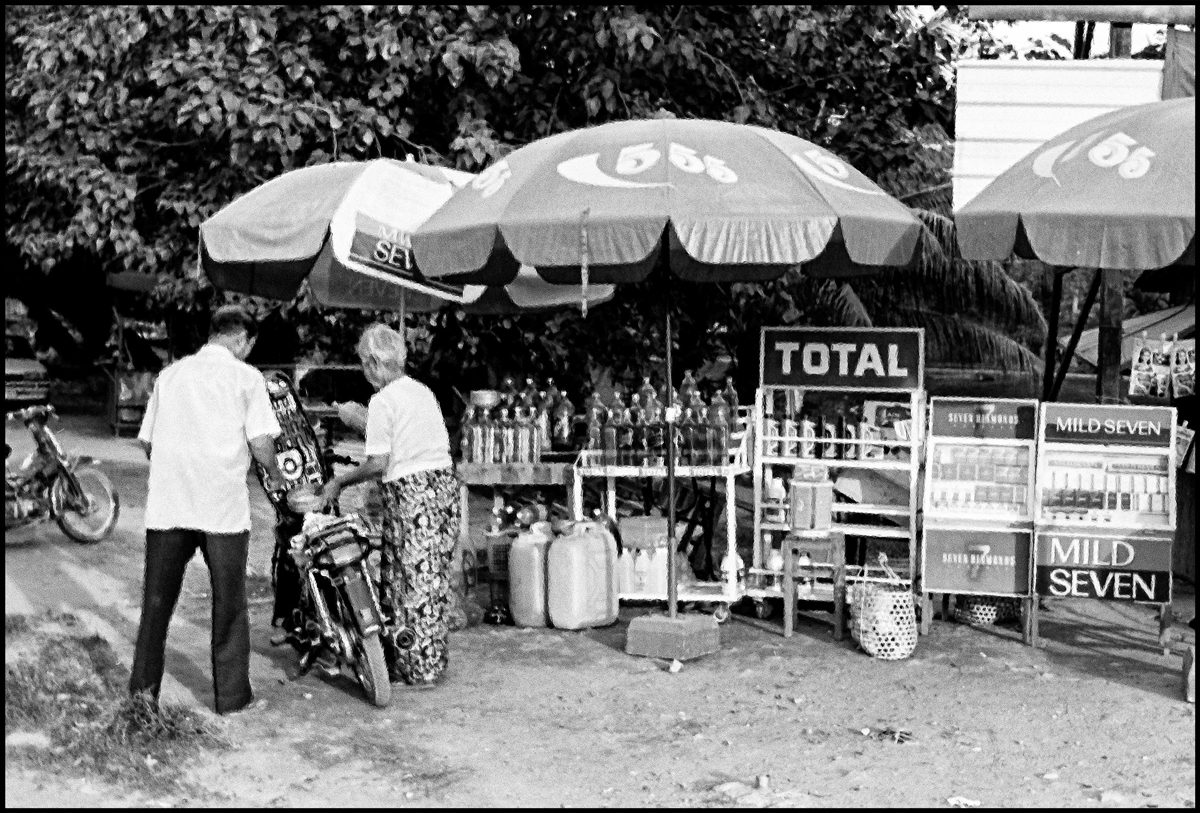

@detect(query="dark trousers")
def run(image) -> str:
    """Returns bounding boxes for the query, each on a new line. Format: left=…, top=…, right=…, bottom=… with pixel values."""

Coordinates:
left=129, top=528, right=252, bottom=714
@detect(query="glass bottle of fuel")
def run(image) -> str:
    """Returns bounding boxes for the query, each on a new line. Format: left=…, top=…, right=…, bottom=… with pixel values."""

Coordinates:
left=708, top=400, right=731, bottom=466
left=544, top=377, right=562, bottom=414
left=520, top=377, right=540, bottom=409
left=514, top=406, right=534, bottom=463
left=534, top=397, right=552, bottom=455
left=553, top=395, right=575, bottom=452
left=628, top=395, right=645, bottom=466
left=500, top=376, right=519, bottom=410
left=460, top=405, right=476, bottom=462
left=678, top=407, right=698, bottom=466
left=722, top=376, right=739, bottom=418
left=638, top=376, right=658, bottom=412
left=646, top=403, right=667, bottom=467
left=678, top=370, right=699, bottom=409
left=601, top=409, right=620, bottom=466
left=498, top=408, right=516, bottom=464
left=585, top=408, right=604, bottom=456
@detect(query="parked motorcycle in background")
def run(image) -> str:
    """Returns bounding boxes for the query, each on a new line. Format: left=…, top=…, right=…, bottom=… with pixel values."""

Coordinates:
left=277, top=484, right=409, bottom=708
left=5, top=405, right=119, bottom=543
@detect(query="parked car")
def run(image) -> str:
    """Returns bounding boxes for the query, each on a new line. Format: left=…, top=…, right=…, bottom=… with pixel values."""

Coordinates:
left=5, top=332, right=50, bottom=405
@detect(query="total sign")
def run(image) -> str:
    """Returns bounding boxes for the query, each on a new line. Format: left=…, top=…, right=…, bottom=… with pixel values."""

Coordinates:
left=760, top=327, right=923, bottom=391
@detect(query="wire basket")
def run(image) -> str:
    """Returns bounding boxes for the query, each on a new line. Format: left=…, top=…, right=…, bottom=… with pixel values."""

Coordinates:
left=847, top=554, right=917, bottom=661
left=955, top=595, right=1021, bottom=627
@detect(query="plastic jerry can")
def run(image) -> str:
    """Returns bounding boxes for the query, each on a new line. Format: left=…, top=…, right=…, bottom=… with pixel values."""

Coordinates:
left=509, top=521, right=554, bottom=627
left=547, top=521, right=619, bottom=630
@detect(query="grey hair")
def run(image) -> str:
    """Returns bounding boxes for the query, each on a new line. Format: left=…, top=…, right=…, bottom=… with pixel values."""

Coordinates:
left=356, top=323, right=407, bottom=381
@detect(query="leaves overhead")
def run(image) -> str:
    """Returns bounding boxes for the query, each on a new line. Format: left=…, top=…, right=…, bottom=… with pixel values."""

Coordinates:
left=5, top=4, right=1044, bottom=398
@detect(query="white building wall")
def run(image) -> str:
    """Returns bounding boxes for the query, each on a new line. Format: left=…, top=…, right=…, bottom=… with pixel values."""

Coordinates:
left=952, top=59, right=1165, bottom=210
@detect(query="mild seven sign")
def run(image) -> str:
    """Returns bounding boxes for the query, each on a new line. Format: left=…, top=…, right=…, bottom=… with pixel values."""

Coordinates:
left=760, top=327, right=923, bottom=391
left=1042, top=404, right=1174, bottom=448
left=1034, top=528, right=1172, bottom=604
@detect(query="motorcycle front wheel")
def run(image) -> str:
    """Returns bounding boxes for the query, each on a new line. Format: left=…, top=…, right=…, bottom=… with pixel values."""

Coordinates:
left=353, top=631, right=391, bottom=708
left=53, top=466, right=119, bottom=544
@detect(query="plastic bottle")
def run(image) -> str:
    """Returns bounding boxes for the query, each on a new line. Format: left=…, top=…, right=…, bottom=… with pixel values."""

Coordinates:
left=709, top=402, right=730, bottom=467
left=796, top=550, right=814, bottom=597
left=509, top=521, right=553, bottom=627
left=719, top=549, right=746, bottom=585
left=645, top=544, right=668, bottom=597
left=618, top=545, right=637, bottom=595
left=632, top=547, right=650, bottom=593
left=765, top=534, right=785, bottom=590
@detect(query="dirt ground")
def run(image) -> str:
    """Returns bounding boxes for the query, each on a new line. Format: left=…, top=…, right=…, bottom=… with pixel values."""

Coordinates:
left=5, top=415, right=1196, bottom=808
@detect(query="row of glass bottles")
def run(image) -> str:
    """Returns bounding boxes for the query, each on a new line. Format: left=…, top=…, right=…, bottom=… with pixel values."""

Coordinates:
left=761, top=393, right=890, bottom=461
left=462, top=403, right=574, bottom=465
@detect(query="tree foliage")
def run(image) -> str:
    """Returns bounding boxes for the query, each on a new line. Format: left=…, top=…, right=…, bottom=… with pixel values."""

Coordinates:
left=5, top=4, right=1048, bottom=402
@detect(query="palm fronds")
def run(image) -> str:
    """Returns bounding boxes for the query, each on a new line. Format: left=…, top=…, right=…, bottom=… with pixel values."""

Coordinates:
left=883, top=307, right=1045, bottom=372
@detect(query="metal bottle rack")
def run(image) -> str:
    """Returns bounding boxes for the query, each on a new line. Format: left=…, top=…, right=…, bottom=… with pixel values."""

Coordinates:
left=751, top=327, right=927, bottom=631
left=571, top=409, right=752, bottom=621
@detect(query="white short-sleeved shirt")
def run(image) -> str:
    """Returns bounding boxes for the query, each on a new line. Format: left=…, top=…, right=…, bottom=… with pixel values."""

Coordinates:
left=138, top=343, right=281, bottom=533
left=363, top=376, right=452, bottom=482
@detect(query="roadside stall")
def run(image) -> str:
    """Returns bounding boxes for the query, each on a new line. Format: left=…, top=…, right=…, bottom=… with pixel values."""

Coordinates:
left=921, top=397, right=1039, bottom=644
left=571, top=395, right=754, bottom=623
left=411, top=118, right=925, bottom=654
left=1030, top=403, right=1178, bottom=647
left=752, top=327, right=925, bottom=641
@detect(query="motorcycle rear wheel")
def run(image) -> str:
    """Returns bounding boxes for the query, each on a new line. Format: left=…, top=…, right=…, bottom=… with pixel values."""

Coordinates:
left=354, top=631, right=391, bottom=708
left=54, top=466, right=119, bottom=544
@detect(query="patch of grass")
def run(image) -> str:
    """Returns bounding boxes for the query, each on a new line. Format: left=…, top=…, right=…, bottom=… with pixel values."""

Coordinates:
left=5, top=614, right=228, bottom=795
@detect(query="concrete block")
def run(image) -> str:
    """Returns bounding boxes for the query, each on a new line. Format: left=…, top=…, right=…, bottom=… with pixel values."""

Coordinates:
left=625, top=613, right=720, bottom=661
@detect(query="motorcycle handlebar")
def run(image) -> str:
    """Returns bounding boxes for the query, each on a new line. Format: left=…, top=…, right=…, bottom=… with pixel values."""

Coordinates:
left=6, top=404, right=56, bottom=423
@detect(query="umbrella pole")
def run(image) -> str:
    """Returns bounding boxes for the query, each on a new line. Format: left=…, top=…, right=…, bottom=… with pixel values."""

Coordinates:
left=665, top=284, right=678, bottom=620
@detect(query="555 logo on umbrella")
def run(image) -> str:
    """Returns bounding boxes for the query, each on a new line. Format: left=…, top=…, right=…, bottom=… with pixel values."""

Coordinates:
left=1032, top=130, right=1155, bottom=183
left=557, top=142, right=737, bottom=188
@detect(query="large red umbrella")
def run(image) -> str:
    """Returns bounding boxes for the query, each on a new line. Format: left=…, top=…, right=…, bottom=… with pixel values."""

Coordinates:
left=410, top=118, right=924, bottom=622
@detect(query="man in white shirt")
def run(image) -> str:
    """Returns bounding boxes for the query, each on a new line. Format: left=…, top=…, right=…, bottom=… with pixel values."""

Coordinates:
left=131, top=306, right=283, bottom=714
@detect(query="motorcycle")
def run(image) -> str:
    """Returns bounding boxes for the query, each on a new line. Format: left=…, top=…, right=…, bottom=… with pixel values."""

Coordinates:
left=5, top=404, right=119, bottom=543
left=275, top=484, right=410, bottom=708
